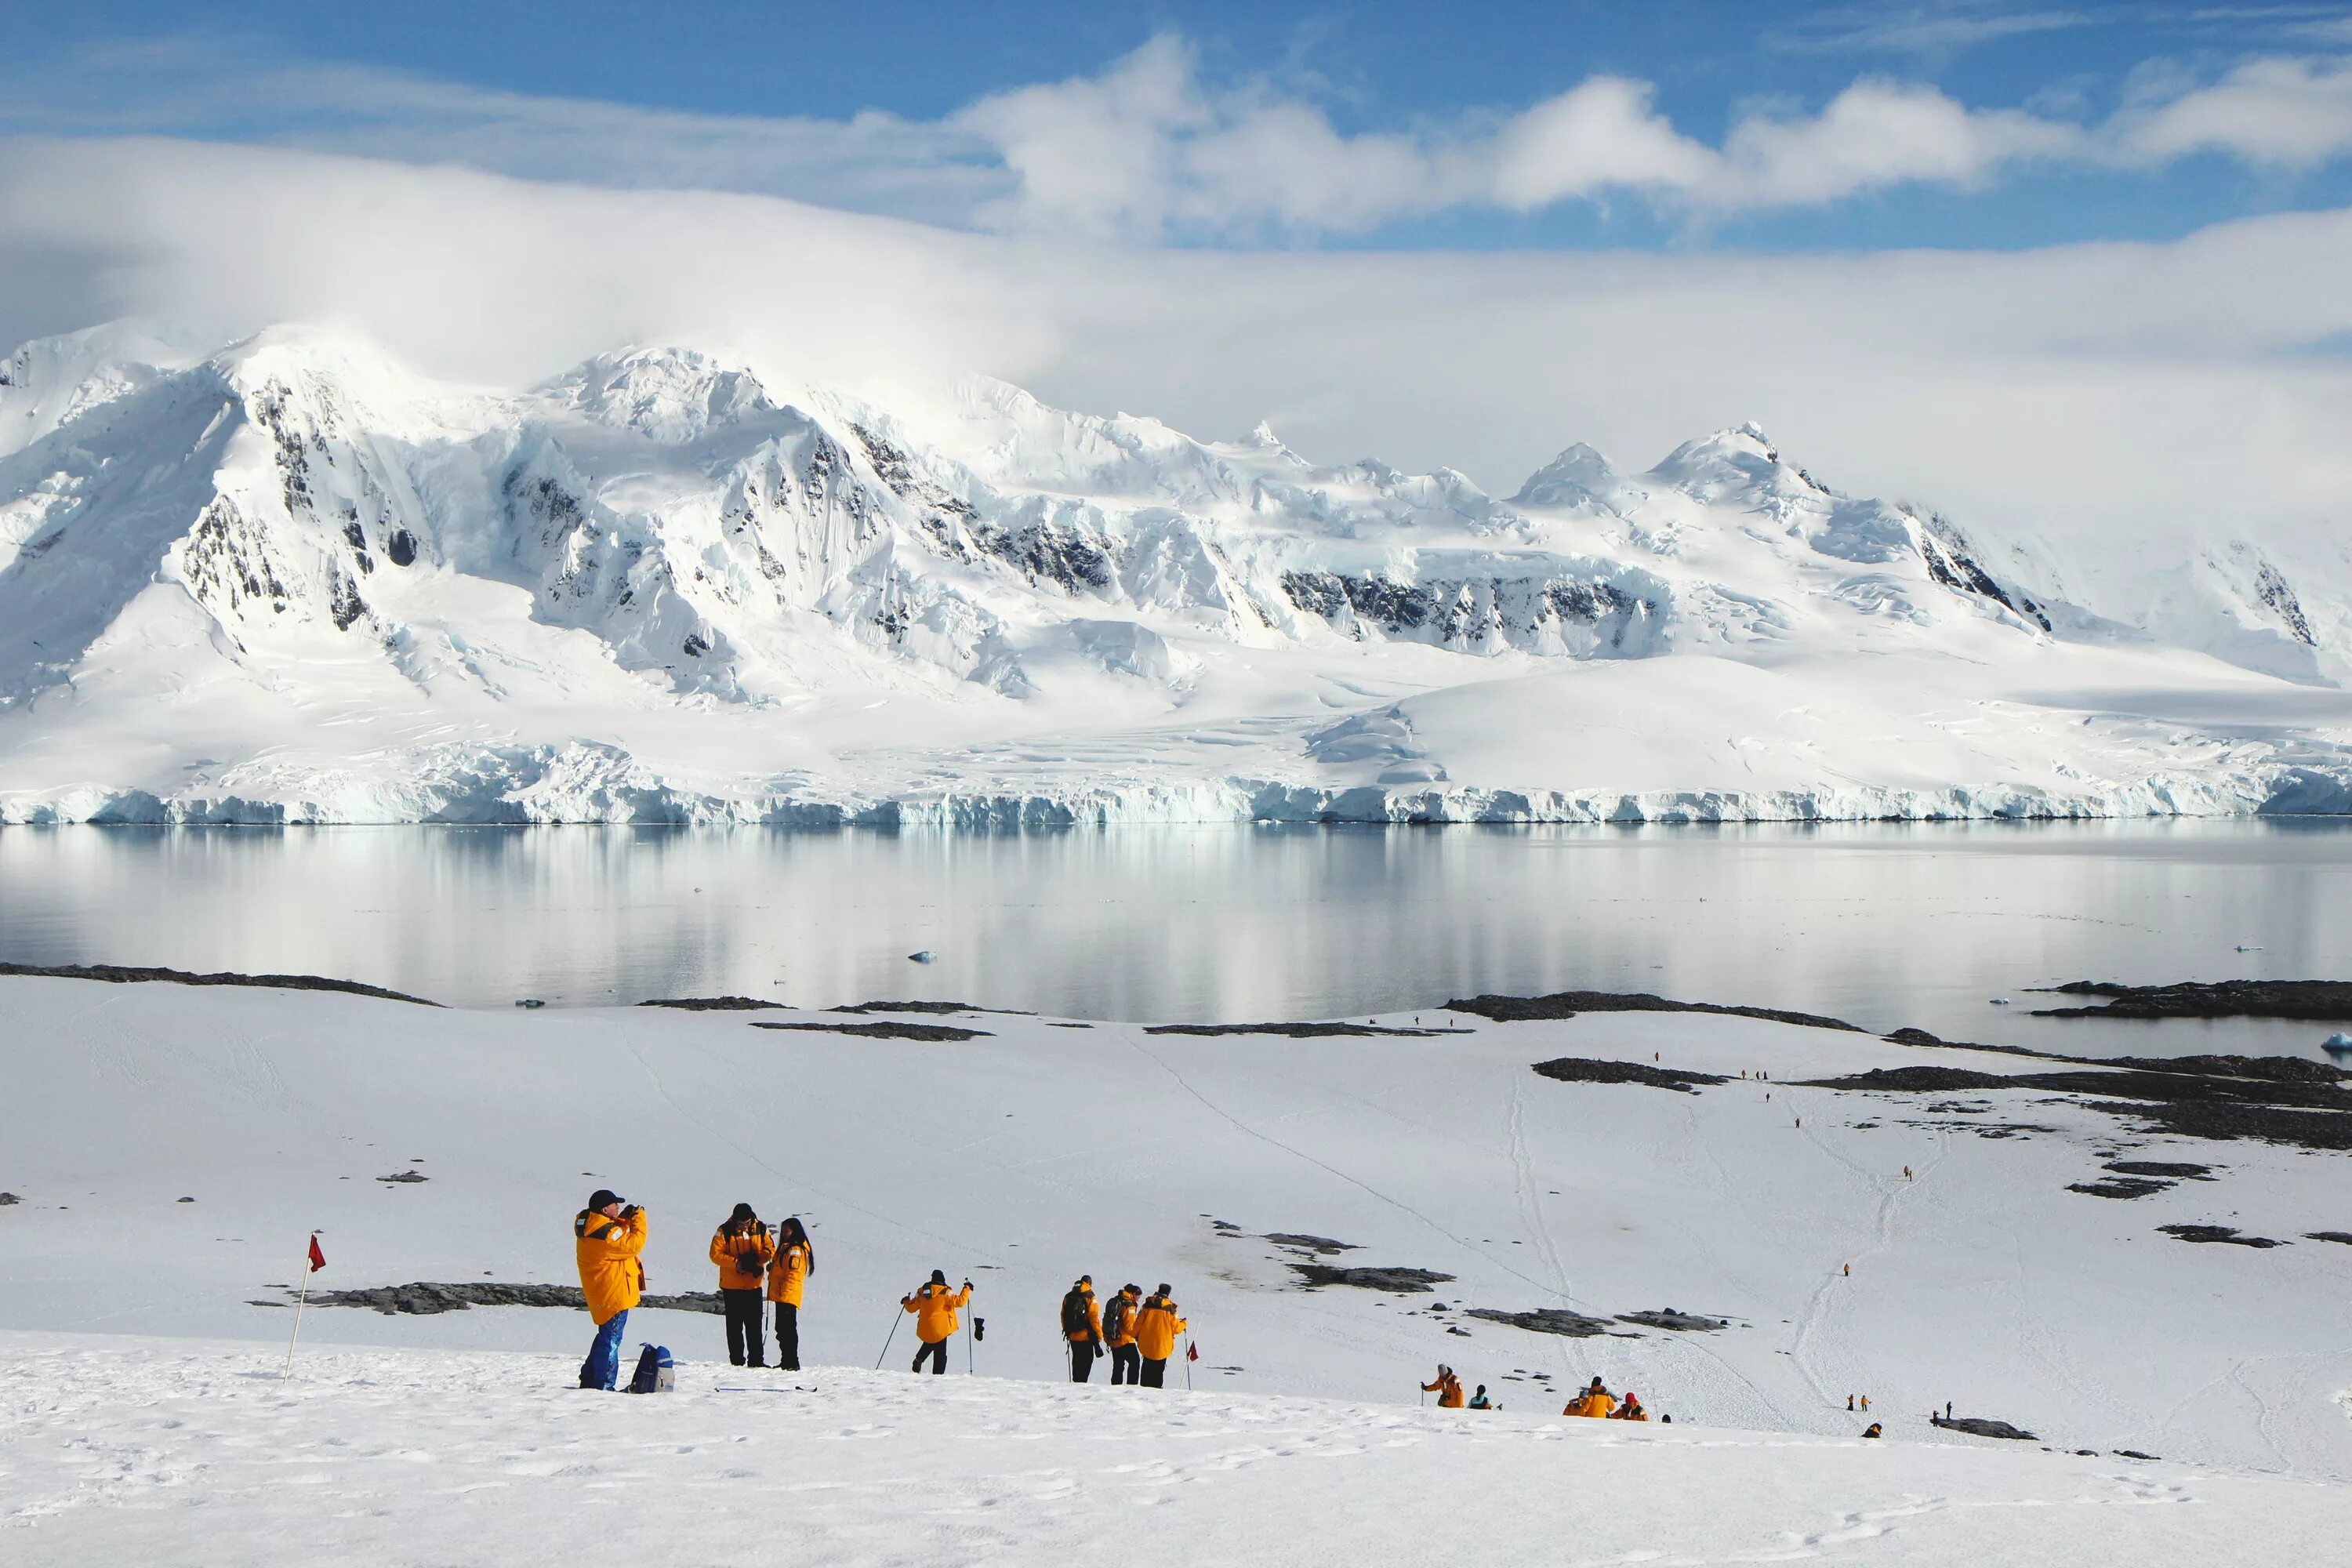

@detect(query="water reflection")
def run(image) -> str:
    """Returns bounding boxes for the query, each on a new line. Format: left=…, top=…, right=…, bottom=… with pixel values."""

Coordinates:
left=1, top=821, right=2347, bottom=1058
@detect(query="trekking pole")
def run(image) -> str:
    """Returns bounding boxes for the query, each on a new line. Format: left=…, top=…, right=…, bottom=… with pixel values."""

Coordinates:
left=967, top=1314, right=975, bottom=1375
left=874, top=1312, right=902, bottom=1371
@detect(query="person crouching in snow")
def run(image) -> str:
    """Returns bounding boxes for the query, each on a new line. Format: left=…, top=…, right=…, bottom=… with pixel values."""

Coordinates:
left=766, top=1216, right=812, bottom=1372
left=1468, top=1385, right=1495, bottom=1410
left=1613, top=1391, right=1648, bottom=1421
left=1134, top=1283, right=1187, bottom=1388
left=902, top=1270, right=971, bottom=1374
left=1422, top=1365, right=1465, bottom=1408
left=1565, top=1377, right=1617, bottom=1418
left=1103, top=1284, right=1144, bottom=1385
left=574, top=1189, right=648, bottom=1390
left=710, top=1203, right=775, bottom=1367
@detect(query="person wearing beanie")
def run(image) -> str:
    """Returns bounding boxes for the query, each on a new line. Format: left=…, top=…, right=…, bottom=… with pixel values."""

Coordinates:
left=1061, top=1275, right=1105, bottom=1382
left=1133, top=1283, right=1187, bottom=1388
left=1421, top=1364, right=1465, bottom=1408
left=709, top=1201, right=774, bottom=1367
left=1103, top=1284, right=1144, bottom=1385
left=573, top=1189, right=648, bottom=1389
left=901, top=1269, right=971, bottom=1374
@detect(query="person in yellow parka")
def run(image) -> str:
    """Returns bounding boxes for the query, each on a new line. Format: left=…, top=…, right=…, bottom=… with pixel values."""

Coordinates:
left=1103, top=1283, right=1145, bottom=1386
left=710, top=1202, right=775, bottom=1368
left=766, top=1216, right=814, bottom=1372
left=1564, top=1376, right=1617, bottom=1419
left=1062, top=1276, right=1105, bottom=1383
left=1133, top=1283, right=1187, bottom=1388
left=574, top=1188, right=648, bottom=1390
left=1421, top=1364, right=1465, bottom=1408
left=902, top=1269, right=971, bottom=1375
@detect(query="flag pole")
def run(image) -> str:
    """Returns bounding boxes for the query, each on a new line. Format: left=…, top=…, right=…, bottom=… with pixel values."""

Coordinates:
left=282, top=1232, right=318, bottom=1381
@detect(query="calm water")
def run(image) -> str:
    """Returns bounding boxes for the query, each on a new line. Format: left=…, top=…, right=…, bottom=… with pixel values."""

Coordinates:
left=2, top=822, right=2349, bottom=1060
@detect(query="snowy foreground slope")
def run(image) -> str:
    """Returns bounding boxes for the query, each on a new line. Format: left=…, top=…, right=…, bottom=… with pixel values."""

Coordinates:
left=2, top=324, right=2350, bottom=823
left=6, top=1336, right=2344, bottom=1566
left=4, top=969, right=2350, bottom=1562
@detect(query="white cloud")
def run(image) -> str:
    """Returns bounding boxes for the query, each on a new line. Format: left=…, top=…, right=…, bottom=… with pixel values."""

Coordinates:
left=3, top=136, right=2349, bottom=573
left=11, top=33, right=2352, bottom=243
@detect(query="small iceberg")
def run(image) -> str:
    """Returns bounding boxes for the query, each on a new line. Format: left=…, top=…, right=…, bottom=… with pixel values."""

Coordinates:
left=2236, top=945, right=2263, bottom=953
left=907, top=950, right=937, bottom=964
left=1988, top=998, right=2012, bottom=1006
left=2324, top=1032, right=2352, bottom=1054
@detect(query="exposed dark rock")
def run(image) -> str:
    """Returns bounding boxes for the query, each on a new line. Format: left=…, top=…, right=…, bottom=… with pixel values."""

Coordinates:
left=829, top=1000, right=1032, bottom=1015
left=2114, top=1449, right=2160, bottom=1461
left=1531, top=1058, right=1733, bottom=1094
left=2158, top=1224, right=2288, bottom=1248
left=385, top=528, right=419, bottom=567
left=1932, top=1415, right=2038, bottom=1440
left=1147, top=1022, right=1460, bottom=1037
left=376, top=1171, right=428, bottom=1184
left=2101, top=1054, right=2347, bottom=1084
left=2067, top=1178, right=2171, bottom=1200
left=639, top=996, right=781, bottom=1011
left=1452, top=991, right=1862, bottom=1033
left=0, top=1192, right=19, bottom=1207
left=2032, top=981, right=2352, bottom=1022
left=1809, top=1057, right=2352, bottom=1150
left=752, top=1020, right=990, bottom=1042
left=2307, top=1231, right=2352, bottom=1245
left=1260, top=1233, right=1359, bottom=1255
left=2105, top=1160, right=2214, bottom=1180
left=1615, top=1310, right=1728, bottom=1331
left=1799, top=1066, right=2013, bottom=1092
left=297, top=1281, right=723, bottom=1316
left=1289, top=1265, right=1454, bottom=1292
left=2104, top=1099, right=2352, bottom=1151
left=1465, top=1307, right=1613, bottom=1337
left=0, top=963, right=436, bottom=1006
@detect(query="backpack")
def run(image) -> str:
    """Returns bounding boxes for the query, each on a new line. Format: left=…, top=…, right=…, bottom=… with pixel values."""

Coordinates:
left=627, top=1343, right=674, bottom=1394
left=1062, top=1290, right=1091, bottom=1338
left=1102, top=1294, right=1131, bottom=1343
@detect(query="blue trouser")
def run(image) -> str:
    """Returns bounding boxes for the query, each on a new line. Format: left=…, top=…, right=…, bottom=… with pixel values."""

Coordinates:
left=582, top=1309, right=629, bottom=1389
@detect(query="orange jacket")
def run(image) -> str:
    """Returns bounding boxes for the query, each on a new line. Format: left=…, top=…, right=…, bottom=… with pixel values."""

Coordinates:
left=767, top=1241, right=810, bottom=1307
left=1565, top=1389, right=1617, bottom=1419
left=1423, top=1372, right=1465, bottom=1408
left=575, top=1206, right=648, bottom=1325
left=903, top=1281, right=971, bottom=1343
left=1134, top=1293, right=1187, bottom=1361
left=1103, top=1288, right=1142, bottom=1348
left=710, top=1222, right=774, bottom=1290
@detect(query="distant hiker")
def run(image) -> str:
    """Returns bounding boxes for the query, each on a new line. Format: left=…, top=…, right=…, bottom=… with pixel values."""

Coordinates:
left=902, top=1270, right=971, bottom=1375
left=1104, top=1283, right=1144, bottom=1385
left=1616, top=1391, right=1647, bottom=1421
left=573, top=1189, right=648, bottom=1390
left=1134, top=1283, right=1188, bottom=1388
left=1945, top=1400, right=1952, bottom=1421
left=1565, top=1377, right=1617, bottom=1419
left=1422, top=1365, right=1465, bottom=1409
left=1062, top=1276, right=1105, bottom=1383
left=1847, top=1395, right=1855, bottom=1411
left=766, top=1216, right=813, bottom=1372
left=1842, top=1263, right=1849, bottom=1277
left=1860, top=1394, right=1869, bottom=1412
left=710, top=1203, right=775, bottom=1368
left=1904, top=1166, right=1914, bottom=1179
left=1863, top=1422, right=1882, bottom=1439
left=1468, top=1385, right=1494, bottom=1410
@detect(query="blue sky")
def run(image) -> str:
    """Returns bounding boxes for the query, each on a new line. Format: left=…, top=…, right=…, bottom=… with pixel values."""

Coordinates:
left=11, top=1, right=2352, bottom=252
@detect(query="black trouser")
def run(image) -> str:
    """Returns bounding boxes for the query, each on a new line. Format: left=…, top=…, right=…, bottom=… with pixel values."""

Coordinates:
left=1109, top=1345, right=1141, bottom=1385
left=913, top=1338, right=948, bottom=1375
left=722, top=1287, right=764, bottom=1366
left=1140, top=1356, right=1168, bottom=1388
left=1069, top=1341, right=1098, bottom=1382
left=772, top=1302, right=800, bottom=1371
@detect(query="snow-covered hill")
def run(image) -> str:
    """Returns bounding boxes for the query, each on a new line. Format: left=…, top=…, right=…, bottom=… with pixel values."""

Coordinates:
left=4, top=971, right=2350, bottom=1562
left=2, top=324, right=2348, bottom=822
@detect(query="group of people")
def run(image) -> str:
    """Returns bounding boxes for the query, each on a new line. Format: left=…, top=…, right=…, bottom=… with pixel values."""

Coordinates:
left=570, top=1192, right=1196, bottom=1394
left=1419, top=1367, right=1660, bottom=1422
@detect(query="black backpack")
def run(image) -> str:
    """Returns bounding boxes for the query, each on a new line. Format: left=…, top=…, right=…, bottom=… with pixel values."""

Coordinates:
left=1102, top=1294, right=1131, bottom=1342
left=1062, top=1290, right=1091, bottom=1338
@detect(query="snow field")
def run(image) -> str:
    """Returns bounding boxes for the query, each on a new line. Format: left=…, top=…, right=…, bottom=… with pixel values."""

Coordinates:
left=3, top=1332, right=2339, bottom=1566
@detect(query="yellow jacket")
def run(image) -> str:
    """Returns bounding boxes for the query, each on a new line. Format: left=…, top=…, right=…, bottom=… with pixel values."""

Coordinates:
left=1104, top=1288, right=1142, bottom=1348
left=767, top=1241, right=810, bottom=1306
left=904, top=1281, right=970, bottom=1343
left=574, top=1207, right=648, bottom=1325
left=1565, top=1390, right=1618, bottom=1419
left=710, top=1222, right=774, bottom=1290
left=1134, top=1294, right=1187, bottom=1361
left=1423, top=1372, right=1465, bottom=1408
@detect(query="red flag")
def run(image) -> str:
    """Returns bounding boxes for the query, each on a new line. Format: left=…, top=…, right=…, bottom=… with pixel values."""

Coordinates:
left=307, top=1235, right=326, bottom=1272
left=1186, top=1341, right=1198, bottom=1362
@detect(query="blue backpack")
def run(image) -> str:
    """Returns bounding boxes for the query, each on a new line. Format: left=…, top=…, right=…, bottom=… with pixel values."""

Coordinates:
left=627, top=1343, right=675, bottom=1393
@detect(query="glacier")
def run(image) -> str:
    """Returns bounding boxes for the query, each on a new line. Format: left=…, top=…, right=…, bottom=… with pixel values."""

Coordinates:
left=2, top=322, right=2347, bottom=825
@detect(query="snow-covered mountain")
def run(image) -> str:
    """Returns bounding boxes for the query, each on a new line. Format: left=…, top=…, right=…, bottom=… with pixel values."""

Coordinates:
left=2, top=323, right=2347, bottom=823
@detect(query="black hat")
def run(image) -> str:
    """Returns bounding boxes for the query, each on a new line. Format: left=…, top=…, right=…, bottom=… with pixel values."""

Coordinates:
left=1123, top=1283, right=1141, bottom=1294
left=1155, top=1282, right=1172, bottom=1296
left=730, top=1202, right=757, bottom=1223
left=588, top=1188, right=620, bottom=1211
left=931, top=1269, right=948, bottom=1285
